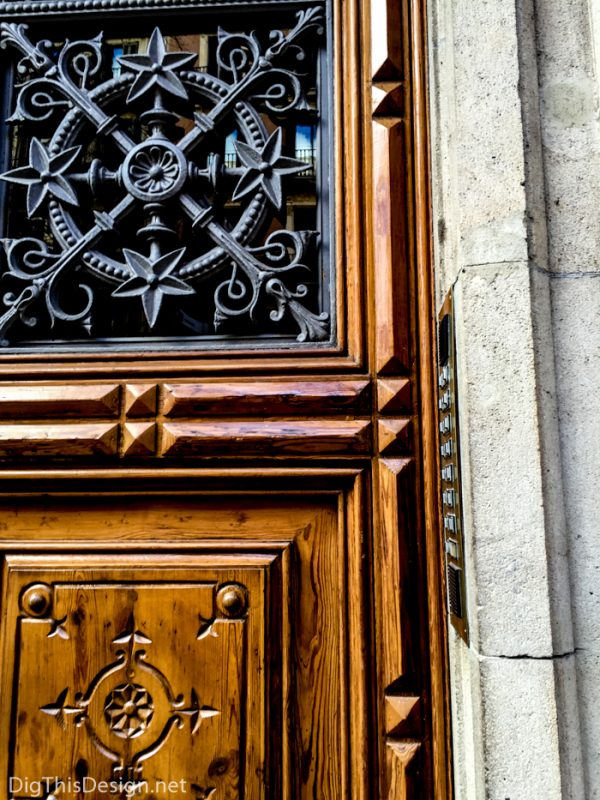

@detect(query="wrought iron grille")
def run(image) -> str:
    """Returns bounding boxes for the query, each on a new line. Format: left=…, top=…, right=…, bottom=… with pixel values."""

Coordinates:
left=0, top=5, right=332, bottom=350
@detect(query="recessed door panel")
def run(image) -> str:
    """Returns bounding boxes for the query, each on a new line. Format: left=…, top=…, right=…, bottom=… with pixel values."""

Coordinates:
left=3, top=557, right=275, bottom=798
left=0, top=491, right=364, bottom=799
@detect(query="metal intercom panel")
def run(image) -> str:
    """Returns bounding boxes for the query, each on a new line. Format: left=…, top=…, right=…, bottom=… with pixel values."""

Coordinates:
left=438, top=290, right=468, bottom=642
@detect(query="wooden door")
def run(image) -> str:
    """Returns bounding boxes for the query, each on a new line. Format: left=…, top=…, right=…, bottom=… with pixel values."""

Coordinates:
left=0, top=1, right=449, bottom=798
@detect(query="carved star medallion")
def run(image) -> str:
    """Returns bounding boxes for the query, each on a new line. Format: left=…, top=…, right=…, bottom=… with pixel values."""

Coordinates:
left=104, top=682, right=154, bottom=739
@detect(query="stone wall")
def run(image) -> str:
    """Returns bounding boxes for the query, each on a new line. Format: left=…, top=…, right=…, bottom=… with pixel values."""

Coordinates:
left=427, top=0, right=600, bottom=796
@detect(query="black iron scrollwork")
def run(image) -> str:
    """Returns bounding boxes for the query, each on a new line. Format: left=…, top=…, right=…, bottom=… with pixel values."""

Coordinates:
left=0, top=13, right=329, bottom=346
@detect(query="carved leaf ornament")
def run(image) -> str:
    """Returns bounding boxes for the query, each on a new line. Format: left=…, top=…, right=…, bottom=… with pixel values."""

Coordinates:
left=0, top=12, right=330, bottom=345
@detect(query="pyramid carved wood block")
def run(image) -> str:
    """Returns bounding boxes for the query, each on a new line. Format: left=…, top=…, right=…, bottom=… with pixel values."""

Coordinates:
left=378, top=419, right=412, bottom=455
left=122, top=422, right=156, bottom=457
left=124, top=384, right=158, bottom=417
left=377, top=379, right=412, bottom=415
left=161, top=420, right=372, bottom=458
left=372, top=83, right=405, bottom=118
left=384, top=694, right=422, bottom=737
left=162, top=379, right=371, bottom=417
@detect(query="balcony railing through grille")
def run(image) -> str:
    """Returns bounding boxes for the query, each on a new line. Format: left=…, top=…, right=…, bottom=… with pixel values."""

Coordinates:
left=222, top=148, right=316, bottom=177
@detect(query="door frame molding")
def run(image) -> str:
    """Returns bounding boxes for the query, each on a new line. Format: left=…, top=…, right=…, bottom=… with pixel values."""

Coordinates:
left=363, top=0, right=452, bottom=795
left=410, top=0, right=454, bottom=795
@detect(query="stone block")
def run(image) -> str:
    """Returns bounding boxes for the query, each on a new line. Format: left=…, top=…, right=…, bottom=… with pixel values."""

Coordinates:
left=576, top=652, right=600, bottom=797
left=535, top=0, right=600, bottom=273
left=454, top=262, right=557, bottom=657
left=479, top=655, right=582, bottom=799
left=552, top=275, right=600, bottom=650
left=428, top=0, right=530, bottom=294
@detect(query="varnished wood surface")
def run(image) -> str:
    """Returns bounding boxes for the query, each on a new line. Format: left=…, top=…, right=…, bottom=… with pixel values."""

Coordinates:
left=411, top=0, right=454, bottom=790
left=377, top=378, right=412, bottom=414
left=0, top=378, right=372, bottom=420
left=0, top=384, right=120, bottom=417
left=363, top=0, right=450, bottom=795
left=374, top=459, right=417, bottom=685
left=0, top=379, right=374, bottom=461
left=0, top=423, right=119, bottom=456
left=4, top=556, right=272, bottom=798
left=0, top=480, right=369, bottom=800
left=162, top=380, right=371, bottom=417
left=0, top=353, right=365, bottom=379
left=161, top=419, right=372, bottom=457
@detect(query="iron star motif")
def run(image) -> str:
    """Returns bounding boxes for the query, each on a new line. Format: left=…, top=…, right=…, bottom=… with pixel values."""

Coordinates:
left=233, top=128, right=309, bottom=209
left=112, top=248, right=195, bottom=327
left=0, top=138, right=80, bottom=217
left=0, top=16, right=330, bottom=345
left=118, top=28, right=197, bottom=103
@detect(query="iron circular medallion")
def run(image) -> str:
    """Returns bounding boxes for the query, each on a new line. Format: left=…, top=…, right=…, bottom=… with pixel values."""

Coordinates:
left=122, top=140, right=187, bottom=203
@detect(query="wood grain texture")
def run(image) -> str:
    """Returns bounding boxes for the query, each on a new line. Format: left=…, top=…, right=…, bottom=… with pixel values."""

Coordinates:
left=368, top=0, right=411, bottom=379
left=2, top=554, right=274, bottom=798
left=0, top=353, right=366, bottom=380
left=0, top=423, right=118, bottom=457
left=371, top=0, right=403, bottom=80
left=0, top=474, right=369, bottom=800
left=344, top=471, right=371, bottom=799
left=374, top=458, right=417, bottom=687
left=0, top=384, right=120, bottom=418
left=0, top=0, right=451, bottom=794
left=162, top=380, right=371, bottom=417
left=409, top=0, right=454, bottom=793
left=371, top=114, right=411, bottom=376
left=364, top=0, right=451, bottom=793
left=337, top=0, right=366, bottom=366
left=160, top=420, right=372, bottom=458
left=385, top=742, right=421, bottom=800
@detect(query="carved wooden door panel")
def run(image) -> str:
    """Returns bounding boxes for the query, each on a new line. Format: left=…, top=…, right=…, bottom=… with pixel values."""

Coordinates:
left=0, top=1, right=449, bottom=799
left=0, top=494, right=365, bottom=798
